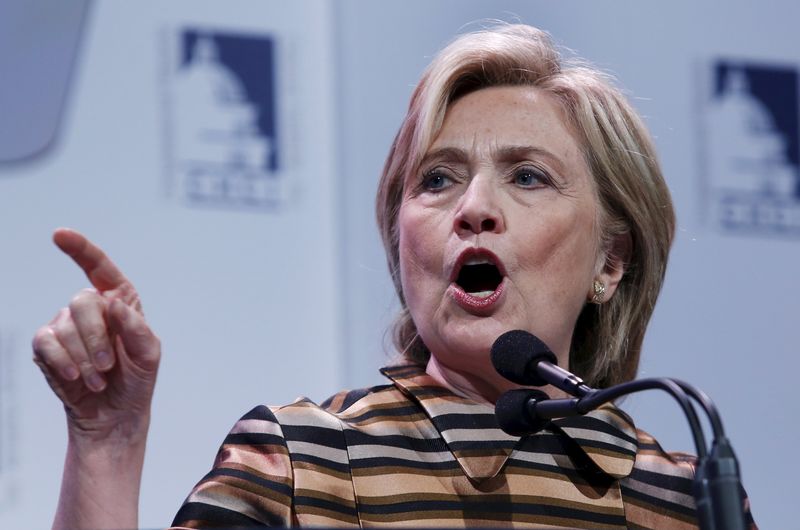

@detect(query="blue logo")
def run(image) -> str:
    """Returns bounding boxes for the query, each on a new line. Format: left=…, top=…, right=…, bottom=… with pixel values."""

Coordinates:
left=166, top=29, right=285, bottom=209
left=702, top=60, right=800, bottom=234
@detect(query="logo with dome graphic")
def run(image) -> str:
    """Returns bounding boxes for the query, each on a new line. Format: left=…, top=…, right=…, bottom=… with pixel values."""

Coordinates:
left=165, top=29, right=283, bottom=209
left=702, top=61, right=800, bottom=234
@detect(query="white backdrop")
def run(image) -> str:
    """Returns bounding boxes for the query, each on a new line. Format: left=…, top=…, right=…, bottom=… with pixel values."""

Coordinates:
left=0, top=1, right=796, bottom=528
left=0, top=1, right=343, bottom=527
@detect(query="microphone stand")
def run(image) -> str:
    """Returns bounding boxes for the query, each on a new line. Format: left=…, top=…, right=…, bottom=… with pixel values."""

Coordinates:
left=499, top=378, right=746, bottom=530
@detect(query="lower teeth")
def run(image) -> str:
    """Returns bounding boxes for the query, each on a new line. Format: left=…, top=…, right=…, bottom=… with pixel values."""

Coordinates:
left=471, top=290, right=494, bottom=299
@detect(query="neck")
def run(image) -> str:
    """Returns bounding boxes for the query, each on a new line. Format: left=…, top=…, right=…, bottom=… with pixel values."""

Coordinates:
left=424, top=354, right=571, bottom=403
left=425, top=355, right=498, bottom=404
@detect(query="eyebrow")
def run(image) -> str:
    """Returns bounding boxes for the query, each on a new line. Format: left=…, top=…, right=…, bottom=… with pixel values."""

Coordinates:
left=494, top=145, right=567, bottom=174
left=418, top=147, right=469, bottom=167
left=420, top=145, right=567, bottom=174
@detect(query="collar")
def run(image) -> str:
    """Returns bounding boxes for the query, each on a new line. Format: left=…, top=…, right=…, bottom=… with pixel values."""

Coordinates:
left=380, top=364, right=638, bottom=483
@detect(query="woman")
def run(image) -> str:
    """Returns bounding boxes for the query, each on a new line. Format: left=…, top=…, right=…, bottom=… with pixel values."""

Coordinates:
left=33, top=24, right=755, bottom=529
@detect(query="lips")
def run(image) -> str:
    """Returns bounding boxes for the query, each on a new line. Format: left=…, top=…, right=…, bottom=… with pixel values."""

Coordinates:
left=448, top=248, right=507, bottom=314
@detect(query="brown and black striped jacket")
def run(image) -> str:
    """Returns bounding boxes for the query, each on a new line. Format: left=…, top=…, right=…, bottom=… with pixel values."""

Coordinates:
left=172, top=364, right=755, bottom=529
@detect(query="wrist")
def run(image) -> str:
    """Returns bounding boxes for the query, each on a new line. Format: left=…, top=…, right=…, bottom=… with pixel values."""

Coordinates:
left=66, top=408, right=152, bottom=446
left=54, top=421, right=149, bottom=530
left=66, top=426, right=148, bottom=468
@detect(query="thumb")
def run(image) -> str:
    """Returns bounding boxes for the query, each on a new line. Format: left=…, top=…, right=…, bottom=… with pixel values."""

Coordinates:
left=107, top=298, right=160, bottom=373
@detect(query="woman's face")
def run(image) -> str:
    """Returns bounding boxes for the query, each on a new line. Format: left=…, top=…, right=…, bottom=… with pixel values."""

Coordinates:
left=398, top=85, right=610, bottom=386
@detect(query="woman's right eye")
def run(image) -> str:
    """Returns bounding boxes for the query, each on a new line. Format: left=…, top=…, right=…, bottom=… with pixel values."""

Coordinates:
left=421, top=169, right=454, bottom=192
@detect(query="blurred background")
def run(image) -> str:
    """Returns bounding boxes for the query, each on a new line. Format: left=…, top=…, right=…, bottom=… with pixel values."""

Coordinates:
left=0, top=1, right=796, bottom=528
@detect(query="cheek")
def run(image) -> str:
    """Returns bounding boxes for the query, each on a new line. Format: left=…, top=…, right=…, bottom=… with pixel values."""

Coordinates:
left=397, top=203, right=448, bottom=302
left=398, top=206, right=431, bottom=287
left=514, top=206, right=600, bottom=280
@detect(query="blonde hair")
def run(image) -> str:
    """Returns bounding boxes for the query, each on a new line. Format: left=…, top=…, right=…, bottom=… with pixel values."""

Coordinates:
left=376, top=24, right=675, bottom=388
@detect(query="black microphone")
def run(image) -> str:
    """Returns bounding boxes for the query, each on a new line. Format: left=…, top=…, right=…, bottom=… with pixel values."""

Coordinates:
left=491, top=329, right=594, bottom=397
left=495, top=389, right=583, bottom=436
left=490, top=329, right=747, bottom=530
left=494, top=389, right=550, bottom=436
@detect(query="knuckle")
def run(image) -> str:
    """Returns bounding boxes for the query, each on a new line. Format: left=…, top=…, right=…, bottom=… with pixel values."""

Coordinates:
left=69, top=289, right=99, bottom=310
left=76, top=358, right=95, bottom=373
left=34, top=354, right=58, bottom=373
left=130, top=326, right=152, bottom=343
left=68, top=296, right=85, bottom=312
left=84, top=342, right=102, bottom=358
left=83, top=330, right=107, bottom=351
left=117, top=285, right=140, bottom=304
left=86, top=334, right=105, bottom=351
left=32, top=327, right=53, bottom=354
left=50, top=316, right=73, bottom=340
left=31, top=338, right=61, bottom=372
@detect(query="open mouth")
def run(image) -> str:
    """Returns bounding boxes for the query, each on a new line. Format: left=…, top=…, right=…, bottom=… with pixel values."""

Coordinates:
left=452, top=249, right=506, bottom=299
left=456, top=262, right=503, bottom=298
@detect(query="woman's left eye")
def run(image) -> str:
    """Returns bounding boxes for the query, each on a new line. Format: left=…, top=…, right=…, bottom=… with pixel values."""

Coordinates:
left=513, top=166, right=549, bottom=188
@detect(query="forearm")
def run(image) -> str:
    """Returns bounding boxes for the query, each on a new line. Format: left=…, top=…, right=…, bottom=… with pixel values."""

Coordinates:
left=52, top=431, right=147, bottom=530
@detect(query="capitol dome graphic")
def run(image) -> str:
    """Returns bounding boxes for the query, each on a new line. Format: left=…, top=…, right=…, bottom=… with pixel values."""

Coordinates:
left=166, top=30, right=283, bottom=209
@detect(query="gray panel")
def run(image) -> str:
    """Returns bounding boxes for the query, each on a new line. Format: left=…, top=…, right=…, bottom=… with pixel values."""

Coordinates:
left=0, top=0, right=89, bottom=162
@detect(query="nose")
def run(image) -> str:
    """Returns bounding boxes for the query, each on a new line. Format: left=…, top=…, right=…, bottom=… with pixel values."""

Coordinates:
left=453, top=176, right=505, bottom=236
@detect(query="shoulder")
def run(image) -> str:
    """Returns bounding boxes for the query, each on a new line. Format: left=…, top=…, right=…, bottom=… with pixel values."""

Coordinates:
left=621, top=428, right=699, bottom=528
left=630, top=428, right=697, bottom=482
left=319, top=382, right=399, bottom=414
left=624, top=430, right=757, bottom=529
left=216, top=381, right=407, bottom=456
left=234, top=381, right=403, bottom=435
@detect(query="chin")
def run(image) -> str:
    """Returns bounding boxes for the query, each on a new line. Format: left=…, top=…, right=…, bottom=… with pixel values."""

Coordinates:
left=428, top=319, right=509, bottom=367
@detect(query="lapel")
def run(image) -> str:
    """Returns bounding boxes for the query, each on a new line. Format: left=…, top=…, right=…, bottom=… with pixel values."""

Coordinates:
left=381, top=364, right=638, bottom=483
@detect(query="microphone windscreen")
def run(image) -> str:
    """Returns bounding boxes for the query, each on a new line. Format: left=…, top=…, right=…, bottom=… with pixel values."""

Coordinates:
left=494, top=388, right=551, bottom=436
left=491, top=330, right=557, bottom=386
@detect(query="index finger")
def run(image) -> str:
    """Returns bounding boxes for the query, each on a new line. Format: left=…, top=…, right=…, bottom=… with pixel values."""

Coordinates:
left=53, top=228, right=130, bottom=292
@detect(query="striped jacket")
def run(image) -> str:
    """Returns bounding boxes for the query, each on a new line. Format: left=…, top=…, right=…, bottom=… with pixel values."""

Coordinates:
left=171, top=364, right=755, bottom=528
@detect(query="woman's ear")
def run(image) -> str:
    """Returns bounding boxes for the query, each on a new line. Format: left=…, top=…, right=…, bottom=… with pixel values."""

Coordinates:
left=590, top=231, right=632, bottom=304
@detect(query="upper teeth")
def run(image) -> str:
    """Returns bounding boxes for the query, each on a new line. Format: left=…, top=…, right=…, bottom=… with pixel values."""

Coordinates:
left=463, top=257, right=493, bottom=266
